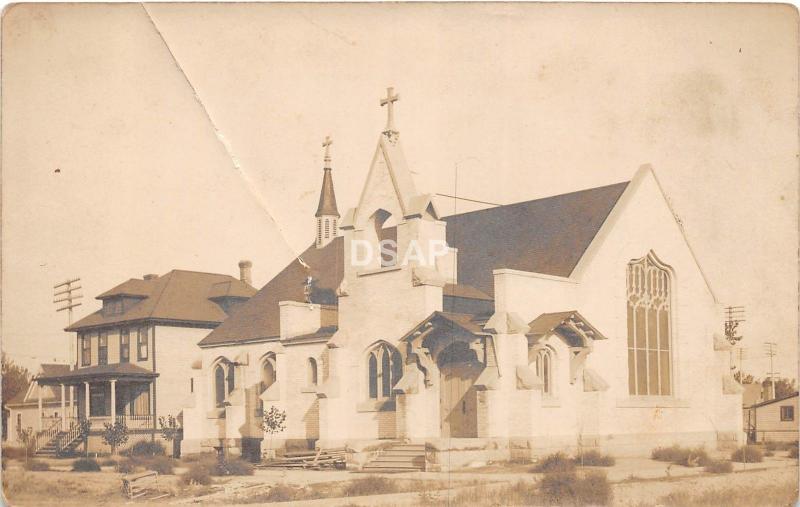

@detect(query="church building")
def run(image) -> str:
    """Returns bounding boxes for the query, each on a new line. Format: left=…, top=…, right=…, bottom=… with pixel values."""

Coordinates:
left=180, top=88, right=743, bottom=467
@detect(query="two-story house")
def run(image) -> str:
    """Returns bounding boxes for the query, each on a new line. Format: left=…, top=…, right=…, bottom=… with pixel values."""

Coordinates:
left=31, top=266, right=255, bottom=455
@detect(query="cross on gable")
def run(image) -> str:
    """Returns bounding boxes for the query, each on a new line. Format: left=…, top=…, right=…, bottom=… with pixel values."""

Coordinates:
left=380, top=86, right=400, bottom=134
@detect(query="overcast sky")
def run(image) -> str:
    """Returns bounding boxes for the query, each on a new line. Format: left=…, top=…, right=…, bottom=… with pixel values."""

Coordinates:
left=2, top=3, right=797, bottom=379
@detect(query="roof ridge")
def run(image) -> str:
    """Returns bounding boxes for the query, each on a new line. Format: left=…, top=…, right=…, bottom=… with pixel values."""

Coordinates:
left=168, top=269, right=238, bottom=279
left=444, top=180, right=630, bottom=219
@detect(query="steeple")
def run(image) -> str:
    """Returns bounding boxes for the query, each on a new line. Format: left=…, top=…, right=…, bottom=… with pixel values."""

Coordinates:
left=315, top=135, right=339, bottom=248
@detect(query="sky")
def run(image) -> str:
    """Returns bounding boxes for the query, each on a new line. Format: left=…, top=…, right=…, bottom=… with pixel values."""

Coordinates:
left=2, top=3, right=797, bottom=380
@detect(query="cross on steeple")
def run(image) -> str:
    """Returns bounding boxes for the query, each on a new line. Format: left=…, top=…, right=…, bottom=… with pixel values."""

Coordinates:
left=322, top=135, right=333, bottom=168
left=380, top=86, right=400, bottom=134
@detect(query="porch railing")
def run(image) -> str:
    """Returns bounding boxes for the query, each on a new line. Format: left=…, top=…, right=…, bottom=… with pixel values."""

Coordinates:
left=57, top=418, right=82, bottom=455
left=33, top=418, right=62, bottom=453
left=88, top=415, right=154, bottom=430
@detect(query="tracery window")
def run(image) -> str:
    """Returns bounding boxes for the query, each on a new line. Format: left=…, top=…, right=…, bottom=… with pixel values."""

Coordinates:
left=367, top=343, right=402, bottom=400
left=627, top=252, right=673, bottom=396
left=533, top=348, right=554, bottom=396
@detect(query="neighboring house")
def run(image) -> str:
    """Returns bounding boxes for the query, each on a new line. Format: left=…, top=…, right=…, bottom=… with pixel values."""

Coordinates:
left=181, top=90, right=742, bottom=463
left=745, top=392, right=799, bottom=443
left=7, top=364, right=70, bottom=444
left=32, top=268, right=255, bottom=454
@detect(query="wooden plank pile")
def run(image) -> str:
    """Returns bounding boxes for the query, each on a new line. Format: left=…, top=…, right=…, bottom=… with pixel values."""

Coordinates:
left=258, top=447, right=347, bottom=470
left=121, top=470, right=165, bottom=500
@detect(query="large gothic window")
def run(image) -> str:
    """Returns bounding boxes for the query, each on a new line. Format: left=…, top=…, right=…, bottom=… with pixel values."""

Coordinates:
left=627, top=252, right=673, bottom=396
left=260, top=355, right=277, bottom=394
left=366, top=343, right=402, bottom=400
left=214, top=364, right=226, bottom=408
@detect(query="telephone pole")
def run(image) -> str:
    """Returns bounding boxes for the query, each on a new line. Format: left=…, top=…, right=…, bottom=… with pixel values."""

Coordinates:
left=764, top=342, right=778, bottom=400
left=53, top=278, right=82, bottom=365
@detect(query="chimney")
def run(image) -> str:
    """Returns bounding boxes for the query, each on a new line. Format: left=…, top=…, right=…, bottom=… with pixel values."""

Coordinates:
left=143, top=274, right=158, bottom=280
left=239, top=260, right=253, bottom=286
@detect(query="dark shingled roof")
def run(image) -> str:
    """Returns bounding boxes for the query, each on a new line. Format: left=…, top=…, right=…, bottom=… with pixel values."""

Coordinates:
left=199, top=181, right=628, bottom=347
left=444, top=182, right=629, bottom=296
left=68, top=270, right=256, bottom=331
left=315, top=168, right=340, bottom=217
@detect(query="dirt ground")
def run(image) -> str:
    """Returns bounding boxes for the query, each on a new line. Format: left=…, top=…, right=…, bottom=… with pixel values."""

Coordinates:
left=1, top=455, right=797, bottom=506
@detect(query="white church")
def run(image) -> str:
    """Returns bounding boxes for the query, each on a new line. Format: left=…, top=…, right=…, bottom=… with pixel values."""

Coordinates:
left=180, top=88, right=743, bottom=468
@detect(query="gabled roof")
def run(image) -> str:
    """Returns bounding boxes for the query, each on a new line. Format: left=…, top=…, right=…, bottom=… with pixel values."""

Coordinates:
left=7, top=364, right=71, bottom=406
left=199, top=238, right=344, bottom=346
left=528, top=310, right=607, bottom=347
left=199, top=181, right=628, bottom=347
left=445, top=182, right=629, bottom=296
left=68, top=270, right=255, bottom=331
left=399, top=311, right=491, bottom=342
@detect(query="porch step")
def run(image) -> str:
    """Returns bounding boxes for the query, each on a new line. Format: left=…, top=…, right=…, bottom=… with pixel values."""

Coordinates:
left=362, top=443, right=427, bottom=472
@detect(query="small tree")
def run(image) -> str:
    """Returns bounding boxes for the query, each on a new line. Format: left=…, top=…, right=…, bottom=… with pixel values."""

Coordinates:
left=101, top=421, right=129, bottom=455
left=16, top=425, right=34, bottom=464
left=261, top=406, right=287, bottom=459
left=78, top=418, right=92, bottom=457
left=158, top=414, right=181, bottom=457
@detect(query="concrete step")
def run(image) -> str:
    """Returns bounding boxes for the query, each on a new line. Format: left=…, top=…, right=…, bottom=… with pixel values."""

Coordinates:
left=372, top=455, right=424, bottom=462
left=381, top=450, right=425, bottom=457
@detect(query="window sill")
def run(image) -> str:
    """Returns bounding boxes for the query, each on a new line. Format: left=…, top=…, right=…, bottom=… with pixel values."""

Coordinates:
left=357, top=266, right=402, bottom=277
left=616, top=397, right=690, bottom=408
left=357, top=399, right=396, bottom=412
left=300, top=387, right=317, bottom=394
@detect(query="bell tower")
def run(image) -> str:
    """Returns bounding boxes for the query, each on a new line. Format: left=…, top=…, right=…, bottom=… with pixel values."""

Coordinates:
left=315, top=135, right=340, bottom=248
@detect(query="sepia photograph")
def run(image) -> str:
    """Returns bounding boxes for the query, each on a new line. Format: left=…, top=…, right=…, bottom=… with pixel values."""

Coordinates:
left=1, top=3, right=798, bottom=506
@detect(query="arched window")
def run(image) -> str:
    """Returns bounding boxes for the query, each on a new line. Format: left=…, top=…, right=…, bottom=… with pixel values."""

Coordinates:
left=627, top=252, right=672, bottom=396
left=533, top=348, right=554, bottom=396
left=214, top=364, right=226, bottom=408
left=308, top=358, right=318, bottom=386
left=373, top=209, right=397, bottom=267
left=366, top=343, right=402, bottom=400
left=260, top=355, right=277, bottom=394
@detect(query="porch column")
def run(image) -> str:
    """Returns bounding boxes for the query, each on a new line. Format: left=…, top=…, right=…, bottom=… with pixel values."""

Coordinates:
left=110, top=380, right=116, bottom=423
left=84, top=382, right=90, bottom=419
left=61, top=384, right=67, bottom=430
left=37, top=383, right=43, bottom=431
left=70, top=386, right=74, bottom=419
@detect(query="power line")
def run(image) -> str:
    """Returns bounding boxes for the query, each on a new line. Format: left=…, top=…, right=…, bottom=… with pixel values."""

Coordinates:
left=435, top=193, right=501, bottom=207
left=53, top=278, right=82, bottom=366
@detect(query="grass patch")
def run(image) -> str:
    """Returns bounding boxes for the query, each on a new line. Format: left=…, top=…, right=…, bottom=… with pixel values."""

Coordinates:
left=23, top=459, right=50, bottom=471
left=764, top=440, right=797, bottom=451
left=540, top=470, right=612, bottom=506
left=100, top=458, right=118, bottom=467
left=180, top=463, right=212, bottom=486
left=72, top=457, right=101, bottom=472
left=730, top=445, right=764, bottom=463
left=574, top=449, right=615, bottom=467
left=343, top=476, right=398, bottom=497
left=657, top=481, right=798, bottom=507
left=531, top=452, right=576, bottom=473
left=703, top=459, right=733, bottom=474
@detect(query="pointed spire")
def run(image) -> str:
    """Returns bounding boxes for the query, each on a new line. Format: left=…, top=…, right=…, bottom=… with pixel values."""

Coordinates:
left=315, top=135, right=339, bottom=219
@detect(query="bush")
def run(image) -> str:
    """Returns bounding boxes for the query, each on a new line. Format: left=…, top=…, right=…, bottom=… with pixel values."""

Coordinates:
left=531, top=452, right=576, bottom=473
left=72, top=457, right=101, bottom=472
left=539, top=470, right=612, bottom=506
left=125, top=440, right=166, bottom=457
left=731, top=445, right=764, bottom=463
left=142, top=456, right=176, bottom=475
left=704, top=459, right=733, bottom=474
left=24, top=459, right=50, bottom=471
left=651, top=445, right=709, bottom=466
left=261, top=484, right=299, bottom=502
left=100, top=458, right=118, bottom=467
left=789, top=445, right=798, bottom=459
left=116, top=458, right=140, bottom=474
left=180, top=463, right=212, bottom=486
left=573, top=470, right=613, bottom=506
left=574, top=449, right=616, bottom=467
left=212, top=457, right=254, bottom=476
left=181, top=451, right=216, bottom=463
left=343, top=476, right=398, bottom=497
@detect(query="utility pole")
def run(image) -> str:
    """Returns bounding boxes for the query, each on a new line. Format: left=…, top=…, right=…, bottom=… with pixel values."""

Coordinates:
left=53, top=278, right=82, bottom=366
left=724, top=306, right=745, bottom=373
left=764, top=342, right=778, bottom=400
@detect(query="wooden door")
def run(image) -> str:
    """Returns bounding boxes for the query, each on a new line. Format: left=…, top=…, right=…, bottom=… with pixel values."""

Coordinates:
left=439, top=360, right=480, bottom=438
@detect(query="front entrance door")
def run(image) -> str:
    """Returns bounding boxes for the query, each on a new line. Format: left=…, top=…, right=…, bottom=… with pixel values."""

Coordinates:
left=438, top=342, right=482, bottom=438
